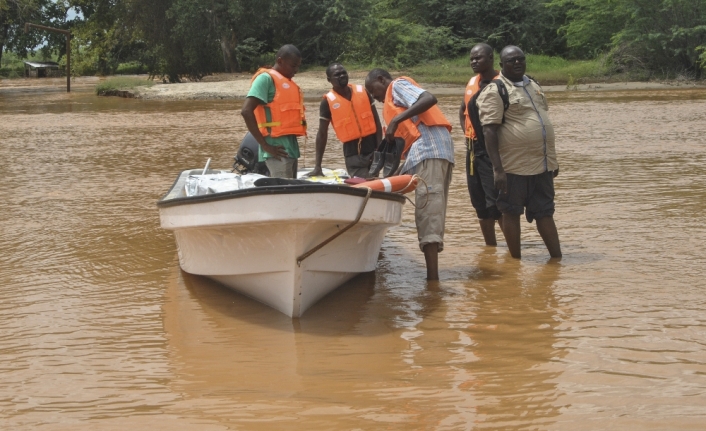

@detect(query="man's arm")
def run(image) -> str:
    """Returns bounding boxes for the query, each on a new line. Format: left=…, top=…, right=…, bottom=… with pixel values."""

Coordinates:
left=476, top=83, right=507, bottom=192
left=240, top=96, right=288, bottom=159
left=385, top=91, right=438, bottom=142
left=372, top=104, right=383, bottom=145
left=483, top=123, right=507, bottom=193
left=459, top=101, right=466, bottom=132
left=310, top=118, right=330, bottom=176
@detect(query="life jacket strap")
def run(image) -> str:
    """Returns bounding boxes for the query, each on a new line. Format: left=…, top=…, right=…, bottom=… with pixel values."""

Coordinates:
left=259, top=120, right=306, bottom=128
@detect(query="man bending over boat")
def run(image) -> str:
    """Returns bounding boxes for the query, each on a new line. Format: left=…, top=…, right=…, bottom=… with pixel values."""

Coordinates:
left=310, top=63, right=383, bottom=178
left=365, top=69, right=454, bottom=280
left=241, top=44, right=307, bottom=179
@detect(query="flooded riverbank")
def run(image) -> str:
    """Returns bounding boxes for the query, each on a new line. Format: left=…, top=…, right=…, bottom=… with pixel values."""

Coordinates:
left=4, top=73, right=703, bottom=100
left=1, top=85, right=705, bottom=430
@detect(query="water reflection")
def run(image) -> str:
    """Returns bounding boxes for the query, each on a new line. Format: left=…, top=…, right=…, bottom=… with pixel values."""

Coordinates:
left=465, top=251, right=565, bottom=429
left=164, top=265, right=408, bottom=428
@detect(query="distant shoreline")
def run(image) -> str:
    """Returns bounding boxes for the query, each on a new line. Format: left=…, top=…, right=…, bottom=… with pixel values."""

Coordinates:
left=2, top=72, right=704, bottom=100
left=132, top=71, right=706, bottom=100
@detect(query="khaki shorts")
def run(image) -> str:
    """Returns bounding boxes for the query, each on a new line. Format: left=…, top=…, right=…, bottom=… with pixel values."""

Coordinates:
left=414, top=158, right=453, bottom=251
left=265, top=157, right=297, bottom=179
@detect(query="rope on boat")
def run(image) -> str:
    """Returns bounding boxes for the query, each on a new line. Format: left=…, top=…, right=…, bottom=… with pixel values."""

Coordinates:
left=404, top=174, right=430, bottom=210
left=296, top=187, right=373, bottom=267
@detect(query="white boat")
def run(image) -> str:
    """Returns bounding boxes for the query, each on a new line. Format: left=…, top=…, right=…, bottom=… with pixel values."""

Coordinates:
left=158, top=169, right=406, bottom=317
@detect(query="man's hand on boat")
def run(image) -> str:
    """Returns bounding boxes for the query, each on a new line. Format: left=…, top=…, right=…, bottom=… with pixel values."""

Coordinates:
left=262, top=143, right=289, bottom=160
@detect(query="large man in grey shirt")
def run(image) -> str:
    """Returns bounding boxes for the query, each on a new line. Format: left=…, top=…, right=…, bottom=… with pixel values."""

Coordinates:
left=476, top=45, right=562, bottom=259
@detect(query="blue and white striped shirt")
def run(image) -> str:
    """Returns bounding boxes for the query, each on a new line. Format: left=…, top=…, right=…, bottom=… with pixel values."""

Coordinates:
left=390, top=79, right=455, bottom=174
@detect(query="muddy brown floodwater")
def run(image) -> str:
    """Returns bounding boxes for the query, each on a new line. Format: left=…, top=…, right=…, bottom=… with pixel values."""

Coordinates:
left=1, top=82, right=705, bottom=430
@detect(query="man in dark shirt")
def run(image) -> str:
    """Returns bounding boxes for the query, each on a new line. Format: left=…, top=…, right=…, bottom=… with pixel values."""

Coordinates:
left=459, top=43, right=503, bottom=246
left=310, top=63, right=382, bottom=178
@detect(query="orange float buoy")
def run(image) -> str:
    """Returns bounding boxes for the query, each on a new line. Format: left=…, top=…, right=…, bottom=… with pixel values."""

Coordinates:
left=352, top=174, right=418, bottom=194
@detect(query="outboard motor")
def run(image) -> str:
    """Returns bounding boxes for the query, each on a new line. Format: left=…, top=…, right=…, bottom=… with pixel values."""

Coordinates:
left=233, top=132, right=270, bottom=176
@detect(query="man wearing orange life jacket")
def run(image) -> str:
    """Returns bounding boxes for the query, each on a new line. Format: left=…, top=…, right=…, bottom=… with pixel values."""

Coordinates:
left=458, top=43, right=504, bottom=246
left=310, top=63, right=382, bottom=178
left=365, top=68, right=454, bottom=281
left=241, top=44, right=306, bottom=179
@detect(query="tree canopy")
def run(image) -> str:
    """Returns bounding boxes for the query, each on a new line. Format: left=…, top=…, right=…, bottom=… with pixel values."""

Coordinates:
left=2, top=0, right=705, bottom=80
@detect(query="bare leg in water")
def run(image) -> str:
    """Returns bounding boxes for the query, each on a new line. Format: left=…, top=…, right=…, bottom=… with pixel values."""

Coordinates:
left=479, top=215, right=503, bottom=246
left=423, top=243, right=439, bottom=280
left=536, top=216, right=562, bottom=258
left=502, top=214, right=562, bottom=259
left=501, top=213, right=522, bottom=258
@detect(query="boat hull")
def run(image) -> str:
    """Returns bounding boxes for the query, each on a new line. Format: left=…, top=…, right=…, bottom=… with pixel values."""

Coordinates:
left=158, top=174, right=404, bottom=317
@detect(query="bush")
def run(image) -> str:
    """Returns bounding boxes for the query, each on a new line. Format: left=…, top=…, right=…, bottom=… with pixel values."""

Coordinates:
left=406, top=53, right=604, bottom=85
left=95, top=77, right=155, bottom=95
left=234, top=38, right=270, bottom=72
left=115, top=62, right=147, bottom=75
left=346, top=19, right=464, bottom=68
left=0, top=67, right=23, bottom=78
left=525, top=53, right=603, bottom=84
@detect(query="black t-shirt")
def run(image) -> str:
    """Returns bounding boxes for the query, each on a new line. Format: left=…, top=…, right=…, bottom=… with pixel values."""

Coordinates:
left=319, top=91, right=378, bottom=157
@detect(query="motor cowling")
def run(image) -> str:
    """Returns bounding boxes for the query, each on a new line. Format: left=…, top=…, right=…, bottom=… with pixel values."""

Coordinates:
left=233, top=132, right=270, bottom=176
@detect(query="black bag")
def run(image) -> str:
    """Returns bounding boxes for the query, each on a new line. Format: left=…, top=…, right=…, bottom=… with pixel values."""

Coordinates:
left=368, top=137, right=406, bottom=178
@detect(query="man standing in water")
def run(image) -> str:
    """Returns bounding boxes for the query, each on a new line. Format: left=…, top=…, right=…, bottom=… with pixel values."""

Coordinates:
left=365, top=69, right=454, bottom=280
left=477, top=45, right=562, bottom=259
left=241, top=44, right=306, bottom=179
left=310, top=63, right=382, bottom=178
left=459, top=43, right=503, bottom=246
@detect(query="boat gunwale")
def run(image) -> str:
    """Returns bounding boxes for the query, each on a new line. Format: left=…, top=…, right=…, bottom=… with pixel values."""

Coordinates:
left=156, top=182, right=407, bottom=209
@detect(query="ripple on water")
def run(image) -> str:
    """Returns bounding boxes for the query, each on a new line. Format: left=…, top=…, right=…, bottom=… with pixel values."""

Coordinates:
left=1, top=88, right=705, bottom=429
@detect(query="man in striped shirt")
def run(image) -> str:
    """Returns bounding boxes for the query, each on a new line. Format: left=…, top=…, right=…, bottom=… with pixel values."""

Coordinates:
left=366, top=69, right=455, bottom=280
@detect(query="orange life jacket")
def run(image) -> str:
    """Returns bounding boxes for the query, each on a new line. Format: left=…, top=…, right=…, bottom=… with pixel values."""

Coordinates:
left=383, top=76, right=452, bottom=156
left=251, top=68, right=306, bottom=137
left=324, top=84, right=377, bottom=143
left=463, top=71, right=499, bottom=139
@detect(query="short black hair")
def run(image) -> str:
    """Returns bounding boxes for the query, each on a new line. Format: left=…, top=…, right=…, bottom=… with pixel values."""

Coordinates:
left=326, top=63, right=344, bottom=79
left=276, top=44, right=301, bottom=61
left=471, top=43, right=494, bottom=57
left=500, top=45, right=524, bottom=61
left=365, top=68, right=392, bottom=84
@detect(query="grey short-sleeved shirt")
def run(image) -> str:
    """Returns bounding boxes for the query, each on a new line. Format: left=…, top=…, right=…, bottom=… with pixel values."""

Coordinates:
left=476, top=73, right=557, bottom=175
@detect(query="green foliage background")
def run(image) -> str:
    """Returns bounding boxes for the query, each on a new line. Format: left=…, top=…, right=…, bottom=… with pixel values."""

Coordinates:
left=1, top=0, right=705, bottom=80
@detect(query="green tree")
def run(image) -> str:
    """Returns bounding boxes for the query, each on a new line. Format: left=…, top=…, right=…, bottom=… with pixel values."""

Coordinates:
left=345, top=16, right=460, bottom=68
left=68, top=0, right=142, bottom=75
left=616, top=0, right=706, bottom=77
left=552, top=0, right=706, bottom=77
left=0, top=0, right=64, bottom=66
left=369, top=0, right=567, bottom=56
left=549, top=0, right=630, bottom=57
left=269, top=0, right=368, bottom=65
left=121, top=0, right=274, bottom=80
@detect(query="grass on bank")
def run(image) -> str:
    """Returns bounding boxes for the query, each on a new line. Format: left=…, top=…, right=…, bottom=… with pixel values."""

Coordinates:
left=3, top=51, right=684, bottom=88
left=403, top=53, right=604, bottom=86
left=95, top=77, right=155, bottom=95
